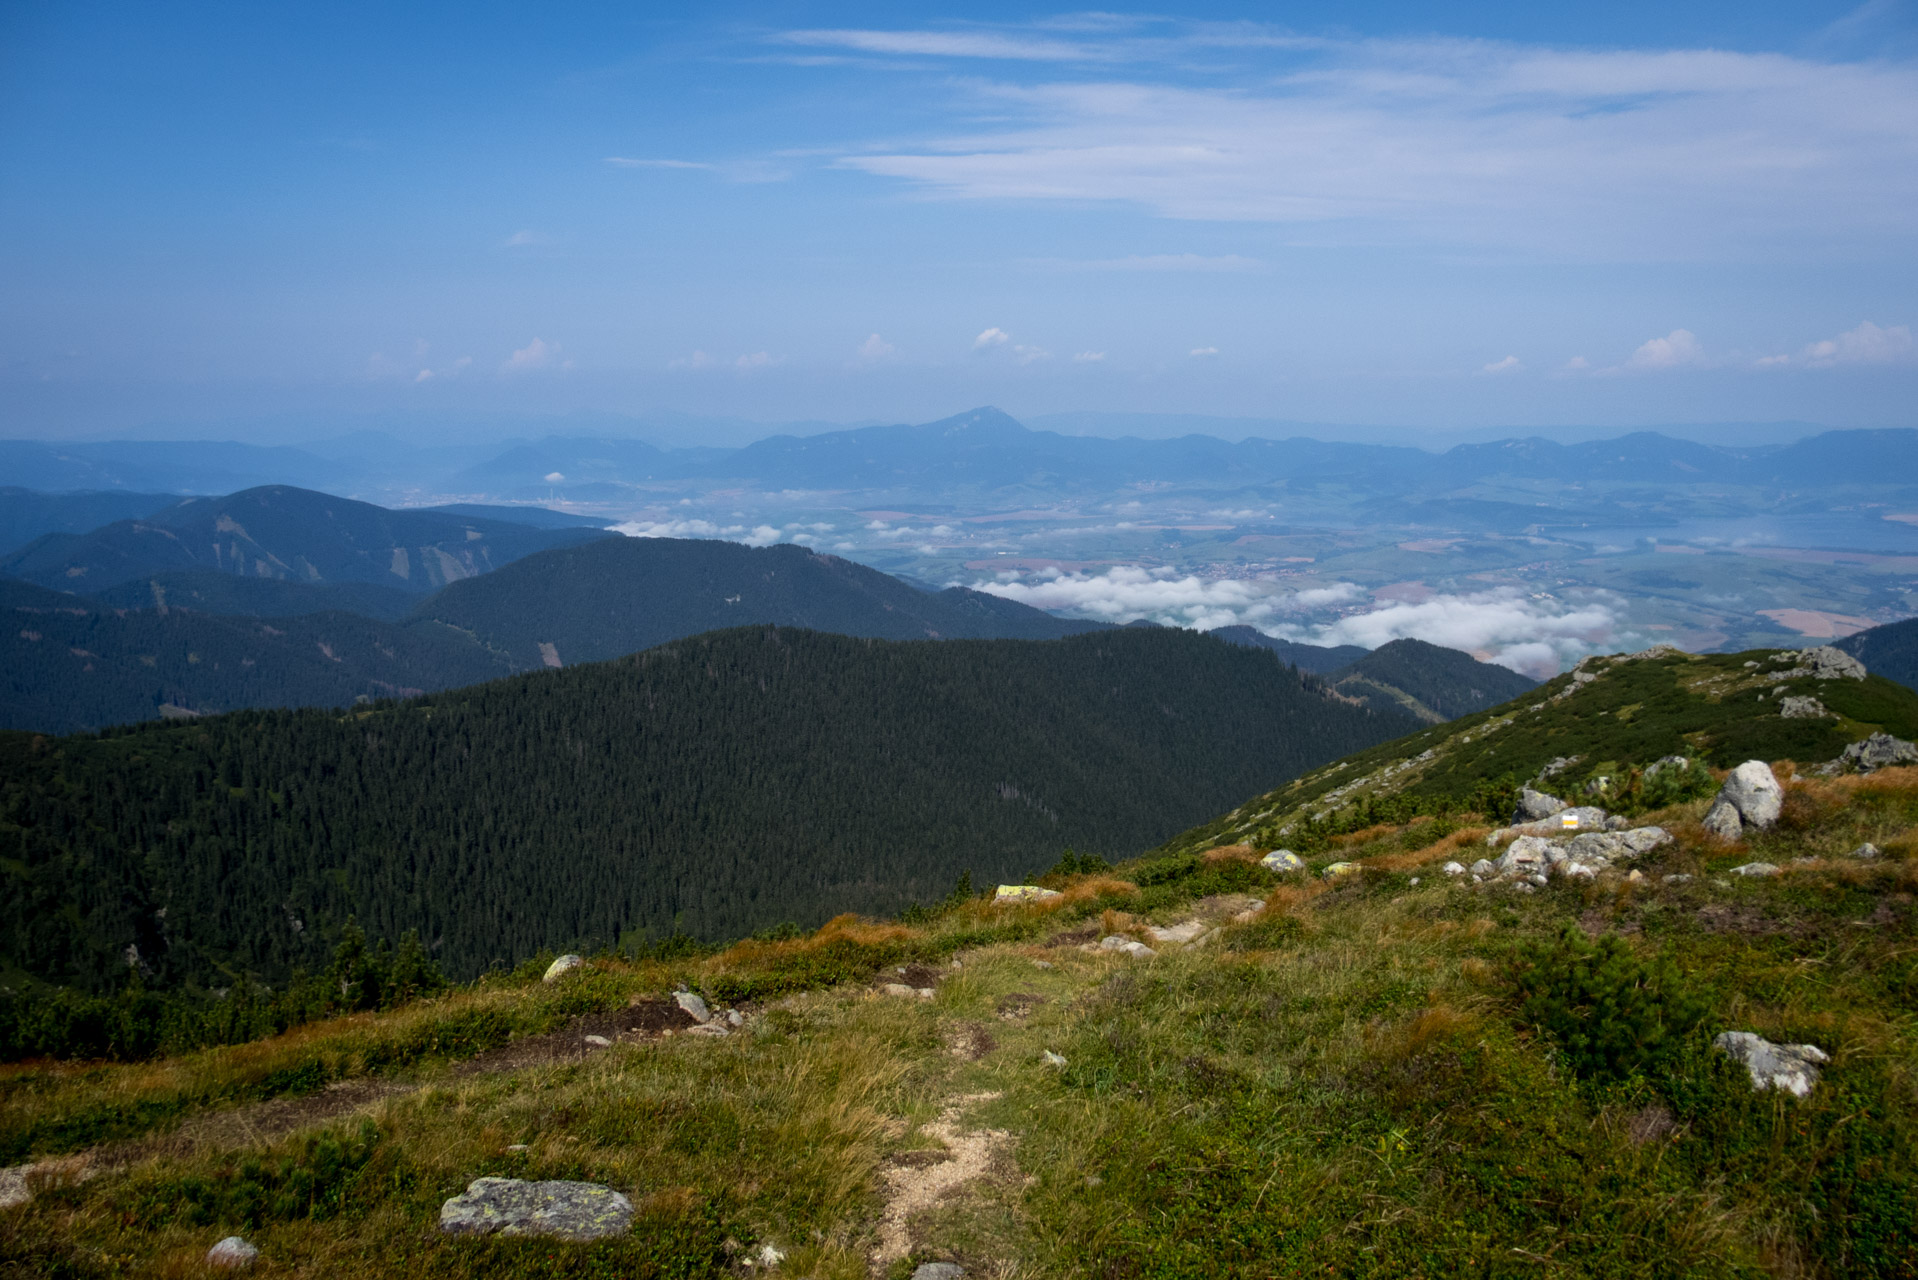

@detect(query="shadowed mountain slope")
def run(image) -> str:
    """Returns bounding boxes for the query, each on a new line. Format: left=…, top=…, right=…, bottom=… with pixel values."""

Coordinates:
left=1326, top=637, right=1539, bottom=723
left=1209, top=626, right=1369, bottom=674
left=1836, top=616, right=1918, bottom=694
left=0, top=488, right=182, bottom=557
left=414, top=536, right=1104, bottom=669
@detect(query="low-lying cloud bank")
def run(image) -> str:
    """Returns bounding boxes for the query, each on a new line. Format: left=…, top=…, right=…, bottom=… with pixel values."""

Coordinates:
left=972, top=566, right=1627, bottom=677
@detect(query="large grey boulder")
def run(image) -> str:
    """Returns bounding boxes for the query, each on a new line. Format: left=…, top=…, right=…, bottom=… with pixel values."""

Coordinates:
left=1794, top=646, right=1867, bottom=681
left=914, top=1264, right=967, bottom=1280
left=673, top=991, right=712, bottom=1023
left=1496, top=836, right=1554, bottom=878
left=542, top=955, right=584, bottom=983
left=440, top=1177, right=633, bottom=1240
left=206, top=1237, right=259, bottom=1268
left=1840, top=733, right=1918, bottom=773
left=1713, top=1032, right=1829, bottom=1097
left=1779, top=696, right=1828, bottom=719
left=1717, top=762, right=1783, bottom=830
left=1514, top=788, right=1568, bottom=821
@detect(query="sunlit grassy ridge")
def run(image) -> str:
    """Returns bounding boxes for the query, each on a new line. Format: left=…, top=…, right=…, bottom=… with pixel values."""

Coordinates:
left=3, top=753, right=1916, bottom=1278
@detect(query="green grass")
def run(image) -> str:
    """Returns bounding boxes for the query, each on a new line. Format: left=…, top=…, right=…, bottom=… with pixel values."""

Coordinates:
left=1, top=765, right=1915, bottom=1277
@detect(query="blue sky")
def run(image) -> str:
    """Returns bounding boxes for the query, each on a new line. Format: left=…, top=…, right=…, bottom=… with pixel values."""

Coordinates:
left=3, top=1, right=1917, bottom=442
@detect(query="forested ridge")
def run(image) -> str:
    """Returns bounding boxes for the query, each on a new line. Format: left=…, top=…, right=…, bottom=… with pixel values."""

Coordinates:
left=0, top=626, right=1413, bottom=994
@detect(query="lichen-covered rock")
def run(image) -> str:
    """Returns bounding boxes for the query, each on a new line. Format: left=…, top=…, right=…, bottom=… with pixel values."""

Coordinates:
left=1495, top=836, right=1553, bottom=877
left=542, top=955, right=584, bottom=984
left=440, top=1177, right=633, bottom=1240
left=206, top=1236, right=259, bottom=1268
left=1840, top=733, right=1918, bottom=773
left=994, top=884, right=1062, bottom=903
left=1717, top=762, right=1783, bottom=829
left=1713, top=1031, right=1829, bottom=1097
left=1618, top=826, right=1673, bottom=855
left=1514, top=787, right=1568, bottom=821
left=1702, top=799, right=1743, bottom=841
left=1793, top=646, right=1867, bottom=681
left=1469, top=858, right=1495, bottom=878
left=1258, top=849, right=1305, bottom=872
left=1779, top=696, right=1828, bottom=719
left=1321, top=861, right=1359, bottom=880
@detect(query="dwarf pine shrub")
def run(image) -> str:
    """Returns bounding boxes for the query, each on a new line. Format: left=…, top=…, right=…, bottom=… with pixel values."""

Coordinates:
left=1509, top=927, right=1709, bottom=1083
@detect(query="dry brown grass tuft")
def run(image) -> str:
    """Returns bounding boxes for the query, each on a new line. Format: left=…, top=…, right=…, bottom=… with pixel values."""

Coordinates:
left=1060, top=877, right=1138, bottom=905
left=1202, top=844, right=1260, bottom=863
left=1362, top=827, right=1492, bottom=873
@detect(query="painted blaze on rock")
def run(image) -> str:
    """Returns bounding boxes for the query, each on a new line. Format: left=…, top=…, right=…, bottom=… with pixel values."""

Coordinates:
left=440, top=1177, right=633, bottom=1240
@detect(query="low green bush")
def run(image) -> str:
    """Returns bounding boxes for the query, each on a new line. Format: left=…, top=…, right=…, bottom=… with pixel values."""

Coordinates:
left=1508, top=927, right=1709, bottom=1083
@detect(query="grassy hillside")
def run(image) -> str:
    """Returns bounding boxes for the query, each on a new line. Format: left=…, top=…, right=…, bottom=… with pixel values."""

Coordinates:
left=0, top=626, right=1410, bottom=993
left=1161, top=644, right=1918, bottom=858
left=2, top=752, right=1912, bottom=1277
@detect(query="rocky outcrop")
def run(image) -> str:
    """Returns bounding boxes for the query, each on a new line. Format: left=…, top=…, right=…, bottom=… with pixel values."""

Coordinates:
left=1778, top=696, right=1828, bottom=719
left=1514, top=787, right=1569, bottom=821
left=1713, top=1032, right=1828, bottom=1097
left=1839, top=733, right=1918, bottom=773
left=440, top=1177, right=633, bottom=1240
left=1792, top=646, right=1867, bottom=681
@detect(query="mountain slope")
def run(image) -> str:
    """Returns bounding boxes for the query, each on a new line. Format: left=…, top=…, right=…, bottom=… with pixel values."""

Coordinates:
left=0, top=578, right=512, bottom=732
left=1162, top=643, right=1918, bottom=856
left=0, top=485, right=611, bottom=595
left=414, top=536, right=1103, bottom=668
left=1326, top=636, right=1539, bottom=722
left=1836, top=615, right=1918, bottom=693
left=86, top=571, right=418, bottom=620
left=0, top=488, right=181, bottom=557
left=1209, top=626, right=1369, bottom=673
left=0, top=626, right=1413, bottom=989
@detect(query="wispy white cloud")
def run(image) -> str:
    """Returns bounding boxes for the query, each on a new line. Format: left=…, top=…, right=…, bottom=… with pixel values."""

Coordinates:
left=1073, top=350, right=1106, bottom=362
left=1482, top=355, right=1522, bottom=374
left=855, top=332, right=896, bottom=363
left=604, top=157, right=713, bottom=170
left=973, top=326, right=1011, bottom=349
left=813, top=33, right=1918, bottom=258
left=1027, top=253, right=1263, bottom=272
left=501, top=229, right=551, bottom=248
left=735, top=351, right=781, bottom=371
left=972, top=566, right=1365, bottom=633
left=1013, top=343, right=1051, bottom=364
left=669, top=350, right=716, bottom=371
left=1611, top=328, right=1704, bottom=373
left=1190, top=346, right=1219, bottom=357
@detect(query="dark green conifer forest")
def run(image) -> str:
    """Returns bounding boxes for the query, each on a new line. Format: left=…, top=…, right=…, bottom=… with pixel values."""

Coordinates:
left=0, top=626, right=1412, bottom=996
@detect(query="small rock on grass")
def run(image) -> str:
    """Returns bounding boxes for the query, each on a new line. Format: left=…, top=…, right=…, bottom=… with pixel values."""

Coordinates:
left=1042, top=1051, right=1067, bottom=1068
left=1849, top=842, right=1882, bottom=859
left=206, top=1237, right=259, bottom=1268
left=913, top=1265, right=967, bottom=1280
left=673, top=991, right=711, bottom=1023
left=1730, top=862, right=1779, bottom=877
left=440, top=1177, right=633, bottom=1240
left=542, top=955, right=584, bottom=983
left=1714, top=1032, right=1829, bottom=1097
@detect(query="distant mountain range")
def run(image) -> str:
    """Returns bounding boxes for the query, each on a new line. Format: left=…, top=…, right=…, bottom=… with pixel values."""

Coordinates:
left=9, top=411, right=1916, bottom=507
left=0, top=626, right=1418, bottom=988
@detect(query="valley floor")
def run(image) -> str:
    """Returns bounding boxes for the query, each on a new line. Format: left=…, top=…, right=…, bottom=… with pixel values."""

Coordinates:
left=4, top=767, right=1917, bottom=1278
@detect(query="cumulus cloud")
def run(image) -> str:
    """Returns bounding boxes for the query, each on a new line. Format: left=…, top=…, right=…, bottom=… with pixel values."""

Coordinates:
left=974, top=326, right=1011, bottom=349
left=503, top=337, right=565, bottom=372
left=856, top=333, right=896, bottom=362
left=973, top=566, right=1625, bottom=676
left=1271, top=588, right=1626, bottom=677
left=972, top=566, right=1365, bottom=633
left=544, top=471, right=565, bottom=483
left=1482, top=354, right=1522, bottom=374
left=1620, top=328, right=1704, bottom=372
left=1563, top=355, right=1591, bottom=371
left=1762, top=319, right=1917, bottom=368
